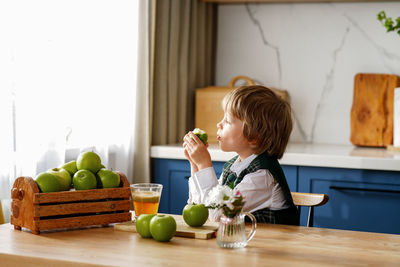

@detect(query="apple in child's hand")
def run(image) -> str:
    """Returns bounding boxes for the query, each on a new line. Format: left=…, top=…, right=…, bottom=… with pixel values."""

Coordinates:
left=60, top=160, right=78, bottom=177
left=193, top=128, right=208, bottom=145
left=76, top=151, right=102, bottom=173
left=96, top=169, right=120, bottom=188
left=149, top=215, right=177, bottom=242
left=35, top=172, right=61, bottom=193
left=182, top=203, right=209, bottom=227
left=47, top=167, right=72, bottom=191
left=136, top=214, right=156, bottom=238
left=73, top=170, right=97, bottom=190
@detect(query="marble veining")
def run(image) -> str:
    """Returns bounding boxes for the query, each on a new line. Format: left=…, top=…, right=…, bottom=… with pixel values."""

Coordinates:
left=216, top=2, right=400, bottom=145
left=343, top=13, right=400, bottom=74
left=310, top=26, right=350, bottom=142
left=246, top=5, right=283, bottom=87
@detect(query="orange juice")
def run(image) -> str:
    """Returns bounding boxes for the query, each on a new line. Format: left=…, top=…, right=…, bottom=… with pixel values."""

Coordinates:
left=132, top=191, right=160, bottom=216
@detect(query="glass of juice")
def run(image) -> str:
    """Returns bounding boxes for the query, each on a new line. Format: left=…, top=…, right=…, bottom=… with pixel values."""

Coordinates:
left=130, top=183, right=163, bottom=218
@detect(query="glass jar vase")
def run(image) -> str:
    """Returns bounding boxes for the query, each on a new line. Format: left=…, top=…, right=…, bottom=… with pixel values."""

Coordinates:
left=216, top=212, right=257, bottom=248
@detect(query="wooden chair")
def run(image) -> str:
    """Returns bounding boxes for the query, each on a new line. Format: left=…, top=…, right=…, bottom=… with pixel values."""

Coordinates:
left=291, top=192, right=329, bottom=227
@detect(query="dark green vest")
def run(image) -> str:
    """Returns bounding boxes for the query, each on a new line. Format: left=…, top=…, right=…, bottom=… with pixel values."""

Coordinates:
left=221, top=152, right=299, bottom=225
left=221, top=152, right=295, bottom=207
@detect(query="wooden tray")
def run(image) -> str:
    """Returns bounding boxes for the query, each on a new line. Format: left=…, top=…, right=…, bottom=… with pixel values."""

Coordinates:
left=114, top=214, right=219, bottom=240
left=11, top=171, right=132, bottom=234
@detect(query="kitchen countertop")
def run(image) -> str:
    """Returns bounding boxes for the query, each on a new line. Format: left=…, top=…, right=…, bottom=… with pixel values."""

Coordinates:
left=151, top=143, right=400, bottom=171
left=1, top=222, right=400, bottom=266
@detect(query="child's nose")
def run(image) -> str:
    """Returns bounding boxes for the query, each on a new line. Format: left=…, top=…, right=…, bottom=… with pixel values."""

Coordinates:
left=217, top=121, right=222, bottom=129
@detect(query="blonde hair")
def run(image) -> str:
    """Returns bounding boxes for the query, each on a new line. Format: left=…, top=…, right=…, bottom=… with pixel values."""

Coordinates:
left=222, top=85, right=292, bottom=158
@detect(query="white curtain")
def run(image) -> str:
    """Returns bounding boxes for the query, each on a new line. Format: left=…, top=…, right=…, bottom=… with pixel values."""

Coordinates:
left=0, top=0, right=141, bottom=223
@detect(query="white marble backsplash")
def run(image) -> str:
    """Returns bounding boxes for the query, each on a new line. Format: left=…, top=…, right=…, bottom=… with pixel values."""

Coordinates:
left=216, top=2, right=400, bottom=145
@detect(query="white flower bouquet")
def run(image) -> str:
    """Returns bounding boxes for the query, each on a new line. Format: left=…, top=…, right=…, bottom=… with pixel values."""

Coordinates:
left=205, top=185, right=245, bottom=218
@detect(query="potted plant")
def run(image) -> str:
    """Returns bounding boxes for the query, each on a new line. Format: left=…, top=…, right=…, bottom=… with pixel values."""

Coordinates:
left=377, top=11, right=400, bottom=36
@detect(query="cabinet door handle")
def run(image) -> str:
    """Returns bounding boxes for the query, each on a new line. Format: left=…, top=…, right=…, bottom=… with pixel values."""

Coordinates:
left=329, top=186, right=400, bottom=194
left=185, top=175, right=190, bottom=180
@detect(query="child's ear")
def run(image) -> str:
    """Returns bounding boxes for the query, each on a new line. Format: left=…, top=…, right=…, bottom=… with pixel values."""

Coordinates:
left=248, top=139, right=258, bottom=148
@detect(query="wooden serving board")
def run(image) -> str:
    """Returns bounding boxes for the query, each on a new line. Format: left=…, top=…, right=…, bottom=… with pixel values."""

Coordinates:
left=350, top=73, right=400, bottom=147
left=114, top=214, right=219, bottom=240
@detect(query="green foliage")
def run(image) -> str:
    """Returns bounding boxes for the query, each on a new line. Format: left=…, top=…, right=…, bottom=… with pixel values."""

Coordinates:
left=377, top=11, right=400, bottom=36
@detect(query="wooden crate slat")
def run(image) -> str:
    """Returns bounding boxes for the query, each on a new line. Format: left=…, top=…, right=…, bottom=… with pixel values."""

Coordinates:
left=35, top=212, right=132, bottom=231
left=34, top=200, right=131, bottom=217
left=33, top=187, right=131, bottom=204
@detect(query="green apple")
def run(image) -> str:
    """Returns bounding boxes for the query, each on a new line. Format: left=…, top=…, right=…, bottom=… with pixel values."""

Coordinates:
left=47, top=167, right=72, bottom=191
left=149, top=215, right=176, bottom=242
left=76, top=151, right=102, bottom=173
left=193, top=128, right=208, bottom=145
left=136, top=214, right=156, bottom=238
left=182, top=204, right=209, bottom=227
left=35, top=172, right=61, bottom=193
left=60, top=160, right=78, bottom=177
left=96, top=169, right=120, bottom=188
left=73, top=170, right=97, bottom=190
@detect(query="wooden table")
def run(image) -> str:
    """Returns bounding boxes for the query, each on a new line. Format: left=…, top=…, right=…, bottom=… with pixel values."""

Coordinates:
left=0, top=223, right=399, bottom=266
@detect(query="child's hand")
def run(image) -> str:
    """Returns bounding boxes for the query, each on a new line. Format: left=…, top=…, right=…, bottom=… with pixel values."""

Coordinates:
left=183, top=131, right=212, bottom=171
left=183, top=148, right=199, bottom=175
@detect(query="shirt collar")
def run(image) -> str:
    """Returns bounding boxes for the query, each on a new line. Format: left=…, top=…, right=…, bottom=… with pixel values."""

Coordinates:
left=230, top=154, right=258, bottom=176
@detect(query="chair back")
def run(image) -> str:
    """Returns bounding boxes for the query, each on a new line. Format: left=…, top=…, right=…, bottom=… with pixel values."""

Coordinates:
left=291, top=192, right=329, bottom=227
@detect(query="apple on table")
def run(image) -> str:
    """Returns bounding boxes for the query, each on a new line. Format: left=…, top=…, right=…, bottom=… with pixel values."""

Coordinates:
left=182, top=203, right=209, bottom=227
left=150, top=215, right=177, bottom=242
left=136, top=214, right=177, bottom=242
left=136, top=214, right=156, bottom=238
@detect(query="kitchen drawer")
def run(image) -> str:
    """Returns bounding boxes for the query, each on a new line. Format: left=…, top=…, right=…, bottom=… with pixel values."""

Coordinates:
left=299, top=166, right=400, bottom=234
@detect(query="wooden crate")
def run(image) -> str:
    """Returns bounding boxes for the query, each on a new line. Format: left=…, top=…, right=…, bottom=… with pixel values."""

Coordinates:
left=10, top=171, right=132, bottom=234
left=195, top=76, right=289, bottom=142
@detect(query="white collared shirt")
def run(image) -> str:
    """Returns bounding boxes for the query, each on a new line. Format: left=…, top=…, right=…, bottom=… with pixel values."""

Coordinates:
left=188, top=154, right=289, bottom=221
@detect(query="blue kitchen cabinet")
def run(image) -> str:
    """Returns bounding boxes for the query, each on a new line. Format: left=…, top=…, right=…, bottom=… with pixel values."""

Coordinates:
left=153, top=158, right=224, bottom=214
left=298, top=166, right=400, bottom=234
left=153, top=158, right=297, bottom=215
left=153, top=158, right=400, bottom=234
left=281, top=165, right=298, bottom=192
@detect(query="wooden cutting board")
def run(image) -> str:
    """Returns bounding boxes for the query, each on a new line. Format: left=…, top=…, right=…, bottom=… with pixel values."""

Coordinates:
left=350, top=73, right=400, bottom=147
left=114, top=214, right=219, bottom=240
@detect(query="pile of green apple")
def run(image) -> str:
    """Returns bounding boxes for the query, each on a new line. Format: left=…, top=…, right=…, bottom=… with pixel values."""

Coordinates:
left=35, top=151, right=121, bottom=193
left=136, top=214, right=177, bottom=242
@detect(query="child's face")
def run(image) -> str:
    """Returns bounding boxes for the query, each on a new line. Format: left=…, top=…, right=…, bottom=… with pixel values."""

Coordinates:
left=216, top=112, right=254, bottom=156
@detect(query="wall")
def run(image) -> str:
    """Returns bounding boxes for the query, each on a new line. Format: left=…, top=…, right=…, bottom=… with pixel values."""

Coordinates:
left=216, top=2, right=400, bottom=145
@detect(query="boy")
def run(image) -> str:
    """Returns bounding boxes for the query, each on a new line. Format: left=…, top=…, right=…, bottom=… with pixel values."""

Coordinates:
left=183, top=85, right=299, bottom=225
